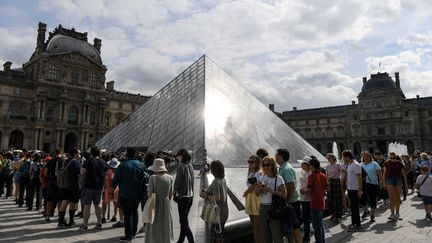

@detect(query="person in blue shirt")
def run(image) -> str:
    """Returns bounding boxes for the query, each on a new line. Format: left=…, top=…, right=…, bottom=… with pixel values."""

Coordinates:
left=360, top=152, right=383, bottom=223
left=112, top=148, right=146, bottom=242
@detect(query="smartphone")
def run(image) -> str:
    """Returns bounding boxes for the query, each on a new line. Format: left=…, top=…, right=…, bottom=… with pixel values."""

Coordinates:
left=247, top=177, right=257, bottom=185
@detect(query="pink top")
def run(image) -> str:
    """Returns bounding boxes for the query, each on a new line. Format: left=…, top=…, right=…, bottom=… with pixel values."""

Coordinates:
left=326, top=163, right=345, bottom=179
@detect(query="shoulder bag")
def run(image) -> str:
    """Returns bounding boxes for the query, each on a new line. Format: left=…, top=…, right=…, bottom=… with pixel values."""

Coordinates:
left=142, top=176, right=156, bottom=224
left=418, top=175, right=429, bottom=198
left=267, top=177, right=288, bottom=220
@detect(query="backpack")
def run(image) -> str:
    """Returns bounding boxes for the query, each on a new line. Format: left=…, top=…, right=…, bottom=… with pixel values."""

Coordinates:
left=21, top=160, right=31, bottom=177
left=57, top=159, right=74, bottom=189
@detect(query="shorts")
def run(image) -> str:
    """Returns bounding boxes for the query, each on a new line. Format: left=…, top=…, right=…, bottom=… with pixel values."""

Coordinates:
left=13, top=172, right=22, bottom=183
left=386, top=177, right=402, bottom=186
left=81, top=188, right=103, bottom=206
left=290, top=201, right=303, bottom=229
left=47, top=179, right=58, bottom=202
left=67, top=189, right=81, bottom=203
left=422, top=195, right=432, bottom=205
left=57, top=188, right=68, bottom=201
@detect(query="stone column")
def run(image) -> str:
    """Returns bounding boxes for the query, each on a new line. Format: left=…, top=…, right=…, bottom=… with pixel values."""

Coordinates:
left=41, top=101, right=46, bottom=120
left=59, top=130, right=65, bottom=149
left=33, top=129, right=39, bottom=149
left=38, top=129, right=43, bottom=150
left=84, top=105, right=89, bottom=123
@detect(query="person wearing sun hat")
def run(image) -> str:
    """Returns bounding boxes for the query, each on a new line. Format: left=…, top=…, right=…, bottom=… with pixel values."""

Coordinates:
left=415, top=164, right=432, bottom=221
left=145, top=158, right=174, bottom=243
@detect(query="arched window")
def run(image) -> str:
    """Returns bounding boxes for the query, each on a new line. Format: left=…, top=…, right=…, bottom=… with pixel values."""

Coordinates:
left=67, top=106, right=79, bottom=125
left=71, top=69, right=79, bottom=84
left=48, top=65, right=58, bottom=80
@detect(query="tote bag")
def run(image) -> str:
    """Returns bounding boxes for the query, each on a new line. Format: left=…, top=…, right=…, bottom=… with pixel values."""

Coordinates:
left=142, top=176, right=156, bottom=224
left=142, top=192, right=156, bottom=224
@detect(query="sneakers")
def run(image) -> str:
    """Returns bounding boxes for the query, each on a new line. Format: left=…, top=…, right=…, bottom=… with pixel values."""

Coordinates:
left=348, top=225, right=362, bottom=232
left=79, top=225, right=88, bottom=230
left=426, top=213, right=432, bottom=221
left=388, top=214, right=395, bottom=220
left=361, top=211, right=370, bottom=219
left=395, top=213, right=402, bottom=220
left=110, top=217, right=117, bottom=222
left=112, top=221, right=124, bottom=228
left=94, top=223, right=102, bottom=229
left=67, top=221, right=76, bottom=227
left=101, top=218, right=106, bottom=224
left=44, top=218, right=50, bottom=223
left=119, top=237, right=132, bottom=243
left=57, top=221, right=67, bottom=228
left=370, top=215, right=375, bottom=223
left=388, top=214, right=398, bottom=221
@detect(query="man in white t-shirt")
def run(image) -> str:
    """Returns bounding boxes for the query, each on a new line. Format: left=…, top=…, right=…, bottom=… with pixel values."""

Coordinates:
left=342, top=150, right=362, bottom=232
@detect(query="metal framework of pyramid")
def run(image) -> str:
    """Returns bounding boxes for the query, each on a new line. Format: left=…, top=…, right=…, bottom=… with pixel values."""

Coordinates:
left=96, top=56, right=325, bottom=166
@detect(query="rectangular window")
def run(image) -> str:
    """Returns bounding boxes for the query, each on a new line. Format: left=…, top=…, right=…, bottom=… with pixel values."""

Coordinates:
left=47, top=65, right=58, bottom=80
left=71, top=69, right=79, bottom=84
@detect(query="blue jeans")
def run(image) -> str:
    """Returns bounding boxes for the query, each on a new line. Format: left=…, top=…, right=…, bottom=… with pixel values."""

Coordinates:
left=311, top=209, right=325, bottom=243
left=119, top=197, right=140, bottom=240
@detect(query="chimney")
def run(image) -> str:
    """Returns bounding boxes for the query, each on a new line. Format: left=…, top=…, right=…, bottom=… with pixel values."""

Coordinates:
left=362, top=77, right=367, bottom=84
left=3, top=61, right=12, bottom=72
left=416, top=94, right=420, bottom=99
left=352, top=100, right=356, bottom=105
left=36, top=22, right=47, bottom=54
left=106, top=80, right=115, bottom=91
left=93, top=38, right=102, bottom=53
left=293, top=107, right=297, bottom=111
left=395, top=72, right=400, bottom=88
left=269, top=104, right=275, bottom=112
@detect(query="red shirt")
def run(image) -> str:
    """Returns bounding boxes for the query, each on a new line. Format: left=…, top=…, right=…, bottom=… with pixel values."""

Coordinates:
left=308, top=171, right=328, bottom=210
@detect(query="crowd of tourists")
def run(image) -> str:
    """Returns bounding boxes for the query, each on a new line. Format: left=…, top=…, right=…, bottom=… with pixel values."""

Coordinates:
left=241, top=148, right=432, bottom=243
left=1, top=146, right=432, bottom=243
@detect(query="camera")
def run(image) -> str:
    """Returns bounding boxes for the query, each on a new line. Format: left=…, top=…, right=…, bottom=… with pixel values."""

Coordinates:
left=247, top=177, right=257, bottom=185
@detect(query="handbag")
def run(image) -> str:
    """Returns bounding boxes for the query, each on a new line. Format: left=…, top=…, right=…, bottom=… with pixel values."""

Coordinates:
left=418, top=175, right=429, bottom=197
left=245, top=192, right=261, bottom=215
left=268, top=177, right=288, bottom=220
left=142, top=176, right=156, bottom=224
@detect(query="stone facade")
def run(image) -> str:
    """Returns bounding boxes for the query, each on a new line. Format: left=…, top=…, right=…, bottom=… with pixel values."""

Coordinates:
left=0, top=22, right=149, bottom=153
left=280, top=72, right=432, bottom=157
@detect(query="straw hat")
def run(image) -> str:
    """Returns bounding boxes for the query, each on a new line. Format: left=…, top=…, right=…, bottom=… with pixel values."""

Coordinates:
left=149, top=158, right=168, bottom=173
left=108, top=158, right=120, bottom=169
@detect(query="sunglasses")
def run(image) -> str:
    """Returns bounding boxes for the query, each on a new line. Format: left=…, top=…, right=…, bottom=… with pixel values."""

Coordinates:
left=263, top=163, right=271, bottom=167
left=247, top=160, right=255, bottom=164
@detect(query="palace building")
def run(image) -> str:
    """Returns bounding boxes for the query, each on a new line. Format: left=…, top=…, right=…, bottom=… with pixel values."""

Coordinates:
left=279, top=72, right=432, bottom=157
left=0, top=22, right=149, bottom=153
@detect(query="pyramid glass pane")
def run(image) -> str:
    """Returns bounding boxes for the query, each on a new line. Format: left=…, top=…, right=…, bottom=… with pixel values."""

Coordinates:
left=96, top=56, right=325, bottom=165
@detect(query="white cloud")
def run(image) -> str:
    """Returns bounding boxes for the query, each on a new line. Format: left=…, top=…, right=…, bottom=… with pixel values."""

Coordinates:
left=0, top=27, right=34, bottom=67
left=2, top=0, right=432, bottom=111
left=398, top=32, right=432, bottom=47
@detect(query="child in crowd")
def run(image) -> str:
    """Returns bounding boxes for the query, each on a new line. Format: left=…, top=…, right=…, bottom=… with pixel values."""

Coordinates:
left=415, top=165, right=432, bottom=221
left=299, top=156, right=312, bottom=243
left=307, top=157, right=328, bottom=243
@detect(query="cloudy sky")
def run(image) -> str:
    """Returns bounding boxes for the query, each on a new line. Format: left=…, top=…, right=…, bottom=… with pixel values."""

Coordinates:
left=1, top=0, right=432, bottom=111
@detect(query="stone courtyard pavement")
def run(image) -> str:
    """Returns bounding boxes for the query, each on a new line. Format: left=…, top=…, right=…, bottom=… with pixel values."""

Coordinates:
left=0, top=191, right=431, bottom=242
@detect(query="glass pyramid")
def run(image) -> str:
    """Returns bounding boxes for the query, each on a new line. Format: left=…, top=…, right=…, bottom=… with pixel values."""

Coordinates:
left=96, top=56, right=325, bottom=166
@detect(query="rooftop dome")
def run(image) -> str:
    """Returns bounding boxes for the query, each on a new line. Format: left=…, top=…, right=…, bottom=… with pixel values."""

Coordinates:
left=361, top=72, right=397, bottom=92
left=46, top=34, right=102, bottom=64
